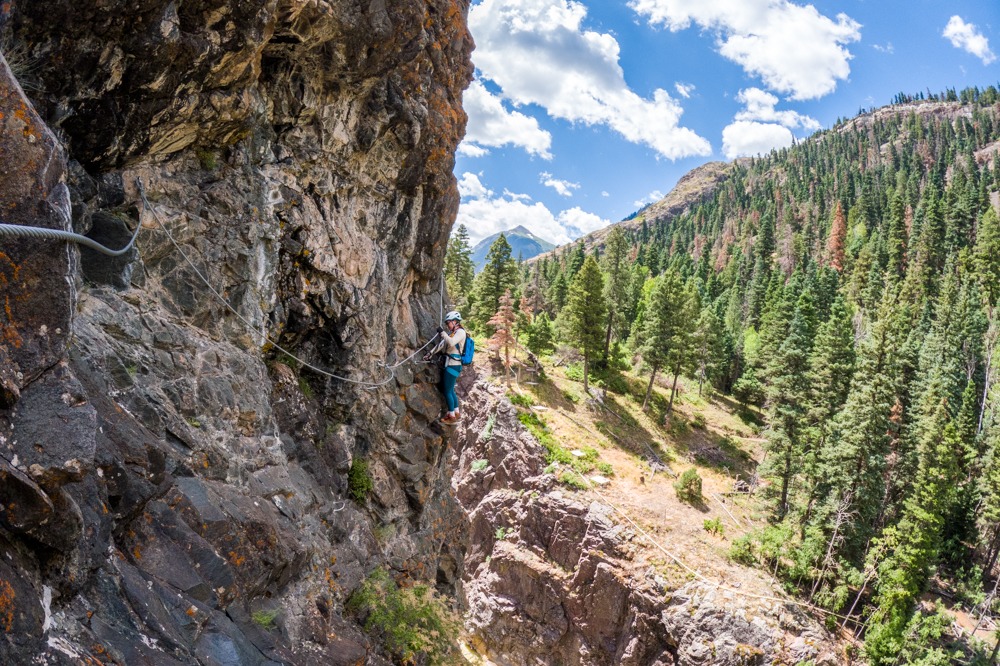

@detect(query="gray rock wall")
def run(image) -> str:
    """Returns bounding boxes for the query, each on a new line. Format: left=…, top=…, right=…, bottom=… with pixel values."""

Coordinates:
left=0, top=1, right=472, bottom=663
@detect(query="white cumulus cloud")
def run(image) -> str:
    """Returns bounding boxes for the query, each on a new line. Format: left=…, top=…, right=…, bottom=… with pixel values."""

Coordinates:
left=540, top=172, right=580, bottom=197
left=675, top=82, right=696, bottom=98
left=457, top=172, right=610, bottom=245
left=734, top=88, right=820, bottom=131
left=460, top=79, right=553, bottom=158
left=943, top=16, right=996, bottom=65
left=722, top=120, right=794, bottom=159
left=634, top=190, right=665, bottom=208
left=469, top=0, right=711, bottom=160
left=458, top=172, right=493, bottom=199
left=630, top=0, right=861, bottom=100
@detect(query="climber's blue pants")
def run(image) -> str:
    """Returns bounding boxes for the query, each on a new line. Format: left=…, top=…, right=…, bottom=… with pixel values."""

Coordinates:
left=443, top=365, right=461, bottom=412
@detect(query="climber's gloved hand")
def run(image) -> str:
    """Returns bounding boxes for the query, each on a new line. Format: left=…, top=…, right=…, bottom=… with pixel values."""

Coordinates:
left=422, top=353, right=432, bottom=362
left=436, top=326, right=444, bottom=334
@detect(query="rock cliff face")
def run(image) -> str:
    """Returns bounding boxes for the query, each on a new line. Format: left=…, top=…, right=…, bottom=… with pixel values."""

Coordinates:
left=0, top=1, right=472, bottom=663
left=450, top=379, right=844, bottom=666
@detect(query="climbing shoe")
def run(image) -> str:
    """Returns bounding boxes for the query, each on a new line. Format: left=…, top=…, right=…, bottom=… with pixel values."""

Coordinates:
left=440, top=414, right=461, bottom=425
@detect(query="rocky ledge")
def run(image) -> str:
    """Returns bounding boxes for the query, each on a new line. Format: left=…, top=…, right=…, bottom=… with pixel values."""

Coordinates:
left=450, top=377, right=845, bottom=666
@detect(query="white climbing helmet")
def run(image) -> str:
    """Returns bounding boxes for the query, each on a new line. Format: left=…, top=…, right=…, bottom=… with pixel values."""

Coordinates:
left=444, top=310, right=462, bottom=322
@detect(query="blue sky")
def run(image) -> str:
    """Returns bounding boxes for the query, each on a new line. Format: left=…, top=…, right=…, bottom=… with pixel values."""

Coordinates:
left=454, top=0, right=1000, bottom=246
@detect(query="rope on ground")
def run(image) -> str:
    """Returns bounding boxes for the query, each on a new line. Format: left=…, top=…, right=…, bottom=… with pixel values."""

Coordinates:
left=0, top=216, right=143, bottom=257
left=136, top=178, right=436, bottom=390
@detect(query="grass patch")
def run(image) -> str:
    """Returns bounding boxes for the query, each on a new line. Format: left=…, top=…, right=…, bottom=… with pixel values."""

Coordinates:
left=470, top=459, right=489, bottom=472
left=518, top=412, right=607, bottom=482
left=595, top=370, right=630, bottom=395
left=196, top=149, right=218, bottom=171
left=558, top=471, right=589, bottom=490
left=479, top=412, right=496, bottom=443
left=374, top=523, right=396, bottom=544
left=252, top=609, right=279, bottom=630
left=561, top=388, right=581, bottom=404
left=348, top=458, right=374, bottom=503
left=564, top=363, right=584, bottom=383
left=347, top=568, right=459, bottom=665
left=508, top=392, right=533, bottom=408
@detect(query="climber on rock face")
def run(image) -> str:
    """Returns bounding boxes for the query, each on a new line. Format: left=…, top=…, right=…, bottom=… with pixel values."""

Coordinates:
left=424, top=310, right=467, bottom=425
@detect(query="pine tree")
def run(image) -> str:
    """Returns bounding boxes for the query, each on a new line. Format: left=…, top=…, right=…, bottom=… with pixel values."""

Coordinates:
left=865, top=402, right=961, bottom=665
left=764, top=288, right=818, bottom=519
left=444, top=224, right=475, bottom=306
left=567, top=243, right=586, bottom=280
left=664, top=283, right=699, bottom=419
left=601, top=227, right=632, bottom=361
left=974, top=206, right=1000, bottom=307
left=565, top=256, right=607, bottom=395
left=525, top=311, right=555, bottom=356
left=885, top=191, right=908, bottom=280
left=811, top=287, right=908, bottom=564
left=473, top=234, right=518, bottom=327
left=548, top=272, right=569, bottom=312
left=806, top=296, right=857, bottom=435
left=638, top=270, right=692, bottom=413
left=487, top=289, right=518, bottom=384
left=826, top=202, right=847, bottom=272
left=640, top=272, right=678, bottom=411
left=691, top=307, right=724, bottom=396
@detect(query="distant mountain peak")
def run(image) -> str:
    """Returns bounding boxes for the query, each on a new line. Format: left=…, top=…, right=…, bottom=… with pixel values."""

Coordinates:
left=470, top=226, right=556, bottom=271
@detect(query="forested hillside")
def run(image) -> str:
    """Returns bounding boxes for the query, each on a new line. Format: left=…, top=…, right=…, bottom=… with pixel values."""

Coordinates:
left=447, top=87, right=1000, bottom=663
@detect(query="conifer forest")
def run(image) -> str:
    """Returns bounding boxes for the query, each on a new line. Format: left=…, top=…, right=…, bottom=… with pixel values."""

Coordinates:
left=446, top=88, right=1000, bottom=664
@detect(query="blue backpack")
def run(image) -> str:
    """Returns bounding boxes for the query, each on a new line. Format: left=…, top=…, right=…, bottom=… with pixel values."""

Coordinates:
left=460, top=335, right=475, bottom=365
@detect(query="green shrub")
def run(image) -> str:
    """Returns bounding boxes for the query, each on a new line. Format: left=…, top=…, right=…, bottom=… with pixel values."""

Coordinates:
left=673, top=468, right=702, bottom=503
left=558, top=471, right=589, bottom=490
left=691, top=412, right=707, bottom=429
left=347, top=568, right=459, bottom=665
left=508, top=392, right=533, bottom=407
left=564, top=363, right=584, bottom=382
left=196, top=149, right=218, bottom=171
left=470, top=459, right=489, bottom=472
left=703, top=517, right=724, bottom=536
left=348, top=458, right=374, bottom=503
left=729, top=535, right=755, bottom=565
left=251, top=609, right=279, bottom=630
left=596, top=371, right=630, bottom=395
left=495, top=526, right=507, bottom=541
left=479, top=412, right=496, bottom=442
left=373, top=523, right=396, bottom=544
left=596, top=461, right=614, bottom=476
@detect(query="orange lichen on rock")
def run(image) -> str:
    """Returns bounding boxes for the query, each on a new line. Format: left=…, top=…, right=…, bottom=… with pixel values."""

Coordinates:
left=0, top=579, right=15, bottom=631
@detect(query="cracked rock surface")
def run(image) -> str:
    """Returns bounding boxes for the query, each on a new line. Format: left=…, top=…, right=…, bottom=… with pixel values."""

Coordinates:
left=0, top=0, right=472, bottom=662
